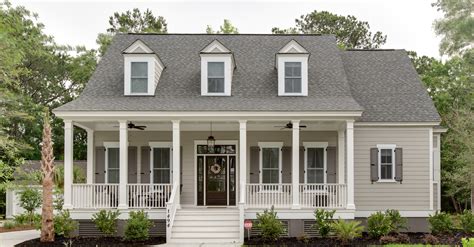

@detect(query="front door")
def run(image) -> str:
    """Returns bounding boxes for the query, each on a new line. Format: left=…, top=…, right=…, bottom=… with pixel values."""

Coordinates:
left=206, top=156, right=227, bottom=205
left=196, top=144, right=236, bottom=206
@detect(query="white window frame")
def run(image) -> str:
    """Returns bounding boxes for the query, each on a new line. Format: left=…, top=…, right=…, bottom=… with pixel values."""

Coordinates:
left=258, top=142, right=283, bottom=186
left=149, top=142, right=173, bottom=184
left=104, top=142, right=120, bottom=184
left=377, top=144, right=396, bottom=182
left=303, top=142, right=328, bottom=184
left=200, top=54, right=232, bottom=96
left=284, top=61, right=303, bottom=94
left=277, top=54, right=308, bottom=96
left=124, top=55, right=156, bottom=96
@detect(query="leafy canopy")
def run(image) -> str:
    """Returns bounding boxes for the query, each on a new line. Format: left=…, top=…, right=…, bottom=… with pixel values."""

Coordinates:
left=206, top=19, right=239, bottom=34
left=272, top=10, right=387, bottom=49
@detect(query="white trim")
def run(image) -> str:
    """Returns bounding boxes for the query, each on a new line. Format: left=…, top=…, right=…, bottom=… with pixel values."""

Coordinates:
left=355, top=122, right=441, bottom=127
left=376, top=144, right=396, bottom=182
left=123, top=40, right=154, bottom=54
left=429, top=128, right=433, bottom=210
left=355, top=210, right=435, bottom=218
left=201, top=55, right=232, bottom=96
left=104, top=142, right=120, bottom=148
left=149, top=142, right=173, bottom=184
left=258, top=142, right=283, bottom=185
left=245, top=209, right=355, bottom=220
left=54, top=111, right=363, bottom=119
left=200, top=40, right=231, bottom=53
left=193, top=140, right=239, bottom=206
left=278, top=40, right=308, bottom=54
left=303, top=142, right=328, bottom=184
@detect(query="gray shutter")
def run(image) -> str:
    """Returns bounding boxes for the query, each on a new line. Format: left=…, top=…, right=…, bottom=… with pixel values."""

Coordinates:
left=370, top=148, right=379, bottom=183
left=95, top=147, right=105, bottom=183
left=249, top=147, right=260, bottom=183
left=299, top=147, right=305, bottom=183
left=395, top=148, right=403, bottom=183
left=282, top=147, right=292, bottom=183
left=141, top=147, right=150, bottom=183
left=128, top=147, right=137, bottom=183
left=180, top=146, right=183, bottom=193
left=327, top=147, right=337, bottom=183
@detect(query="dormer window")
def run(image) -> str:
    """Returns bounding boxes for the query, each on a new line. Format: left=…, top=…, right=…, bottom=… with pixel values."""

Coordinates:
left=276, top=40, right=309, bottom=96
left=131, top=62, right=148, bottom=93
left=200, top=40, right=235, bottom=96
left=208, top=62, right=225, bottom=93
left=123, top=39, right=164, bottom=96
left=284, top=62, right=302, bottom=93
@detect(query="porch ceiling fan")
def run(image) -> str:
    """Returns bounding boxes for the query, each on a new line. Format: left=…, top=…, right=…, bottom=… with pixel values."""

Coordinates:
left=274, top=121, right=307, bottom=130
left=113, top=122, right=147, bottom=130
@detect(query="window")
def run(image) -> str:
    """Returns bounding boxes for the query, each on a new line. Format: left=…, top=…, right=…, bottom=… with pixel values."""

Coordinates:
left=107, top=147, right=120, bottom=183
left=307, top=148, right=325, bottom=183
left=207, top=62, right=225, bottom=93
left=285, top=62, right=302, bottom=93
left=258, top=142, right=283, bottom=187
left=377, top=144, right=396, bottom=181
left=130, top=62, right=148, bottom=93
left=152, top=148, right=171, bottom=184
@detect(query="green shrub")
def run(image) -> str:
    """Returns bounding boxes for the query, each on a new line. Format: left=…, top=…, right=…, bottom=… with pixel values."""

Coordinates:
left=332, top=219, right=364, bottom=244
left=428, top=211, right=454, bottom=235
left=385, top=209, right=407, bottom=233
left=124, top=210, right=153, bottom=241
left=17, top=187, right=42, bottom=223
left=54, top=210, right=77, bottom=238
left=462, top=238, right=474, bottom=247
left=313, top=209, right=335, bottom=237
left=367, top=211, right=392, bottom=238
left=92, top=210, right=120, bottom=236
left=3, top=220, right=17, bottom=229
left=13, top=213, right=41, bottom=227
left=53, top=188, right=64, bottom=211
left=256, top=206, right=285, bottom=242
left=459, top=210, right=474, bottom=233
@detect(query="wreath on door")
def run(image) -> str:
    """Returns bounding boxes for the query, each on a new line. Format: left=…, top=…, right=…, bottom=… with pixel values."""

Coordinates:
left=210, top=163, right=222, bottom=174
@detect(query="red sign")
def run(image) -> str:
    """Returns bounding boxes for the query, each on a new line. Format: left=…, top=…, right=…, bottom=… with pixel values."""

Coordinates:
left=244, top=219, right=253, bottom=229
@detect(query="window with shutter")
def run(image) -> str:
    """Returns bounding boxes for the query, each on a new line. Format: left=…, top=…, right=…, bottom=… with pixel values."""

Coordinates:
left=376, top=144, right=397, bottom=182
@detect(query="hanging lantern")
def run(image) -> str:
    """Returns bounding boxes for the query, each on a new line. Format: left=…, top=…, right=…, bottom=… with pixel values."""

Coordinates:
left=207, top=122, right=215, bottom=150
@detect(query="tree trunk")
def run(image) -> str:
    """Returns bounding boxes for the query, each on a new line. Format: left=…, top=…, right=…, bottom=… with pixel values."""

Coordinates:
left=40, top=111, right=54, bottom=242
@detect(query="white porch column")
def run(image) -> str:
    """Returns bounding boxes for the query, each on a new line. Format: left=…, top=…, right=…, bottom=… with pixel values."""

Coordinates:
left=86, top=129, right=94, bottom=184
left=346, top=120, right=355, bottom=210
left=239, top=120, right=247, bottom=204
left=337, top=129, right=345, bottom=184
left=63, top=120, right=74, bottom=209
left=118, top=120, right=128, bottom=209
left=172, top=120, right=181, bottom=206
left=291, top=120, right=300, bottom=209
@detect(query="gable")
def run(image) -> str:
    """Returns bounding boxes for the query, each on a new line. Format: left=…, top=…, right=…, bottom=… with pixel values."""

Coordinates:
left=200, top=40, right=231, bottom=53
left=278, top=40, right=309, bottom=54
left=123, top=39, right=154, bottom=54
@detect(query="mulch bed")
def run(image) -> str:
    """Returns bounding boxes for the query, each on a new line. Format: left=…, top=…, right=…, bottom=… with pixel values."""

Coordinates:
left=0, top=225, right=36, bottom=233
left=244, top=232, right=474, bottom=246
left=15, top=236, right=166, bottom=247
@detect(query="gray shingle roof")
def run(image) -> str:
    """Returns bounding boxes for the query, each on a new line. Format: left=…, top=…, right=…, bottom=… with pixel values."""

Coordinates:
left=54, top=34, right=440, bottom=122
left=341, top=50, right=440, bottom=122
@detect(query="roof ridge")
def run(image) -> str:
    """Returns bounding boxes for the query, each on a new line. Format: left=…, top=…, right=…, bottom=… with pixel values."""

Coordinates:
left=345, top=48, right=403, bottom=51
left=122, top=32, right=330, bottom=36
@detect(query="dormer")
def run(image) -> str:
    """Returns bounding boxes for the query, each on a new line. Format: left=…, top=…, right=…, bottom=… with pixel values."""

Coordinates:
left=200, top=40, right=235, bottom=96
left=123, top=39, right=164, bottom=96
left=276, top=40, right=309, bottom=96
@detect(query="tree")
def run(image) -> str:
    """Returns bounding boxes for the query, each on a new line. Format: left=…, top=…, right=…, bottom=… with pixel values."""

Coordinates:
left=206, top=19, right=239, bottom=34
left=272, top=10, right=387, bottom=49
left=40, top=110, right=54, bottom=242
left=97, top=8, right=167, bottom=56
left=433, top=0, right=474, bottom=56
left=409, top=50, right=473, bottom=212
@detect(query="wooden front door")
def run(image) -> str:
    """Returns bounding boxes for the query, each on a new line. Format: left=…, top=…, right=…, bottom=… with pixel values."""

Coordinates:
left=205, top=156, right=227, bottom=205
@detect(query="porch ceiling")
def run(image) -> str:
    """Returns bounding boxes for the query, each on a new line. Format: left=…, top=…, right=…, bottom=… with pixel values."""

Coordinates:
left=74, top=120, right=346, bottom=132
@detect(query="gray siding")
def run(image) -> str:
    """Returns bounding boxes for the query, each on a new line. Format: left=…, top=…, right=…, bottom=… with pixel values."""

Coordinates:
left=354, top=127, right=431, bottom=211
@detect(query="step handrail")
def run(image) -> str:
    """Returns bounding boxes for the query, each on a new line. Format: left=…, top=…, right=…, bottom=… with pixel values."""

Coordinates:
left=166, top=182, right=179, bottom=242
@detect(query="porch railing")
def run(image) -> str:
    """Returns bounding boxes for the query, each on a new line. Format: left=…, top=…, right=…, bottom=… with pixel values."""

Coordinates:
left=300, top=184, right=347, bottom=209
left=71, top=184, right=119, bottom=209
left=246, top=184, right=292, bottom=208
left=127, top=184, right=172, bottom=208
left=166, top=182, right=179, bottom=243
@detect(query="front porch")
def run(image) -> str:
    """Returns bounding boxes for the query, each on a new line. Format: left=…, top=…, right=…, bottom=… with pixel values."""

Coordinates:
left=61, top=116, right=357, bottom=224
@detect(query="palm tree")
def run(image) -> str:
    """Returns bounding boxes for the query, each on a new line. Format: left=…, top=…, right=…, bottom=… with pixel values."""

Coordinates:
left=40, top=110, right=54, bottom=242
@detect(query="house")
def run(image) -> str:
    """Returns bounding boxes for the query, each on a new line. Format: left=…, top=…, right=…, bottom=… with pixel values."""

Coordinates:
left=52, top=34, right=444, bottom=244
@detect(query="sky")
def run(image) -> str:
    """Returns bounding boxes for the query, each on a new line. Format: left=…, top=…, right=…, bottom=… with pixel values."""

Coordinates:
left=11, top=0, right=443, bottom=58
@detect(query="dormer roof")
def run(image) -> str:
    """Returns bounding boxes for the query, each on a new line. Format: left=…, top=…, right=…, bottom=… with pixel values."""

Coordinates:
left=200, top=39, right=231, bottom=54
left=278, top=40, right=309, bottom=54
left=123, top=39, right=155, bottom=54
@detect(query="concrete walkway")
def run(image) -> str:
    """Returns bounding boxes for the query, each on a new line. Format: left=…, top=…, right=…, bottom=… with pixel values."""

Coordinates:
left=0, top=229, right=40, bottom=247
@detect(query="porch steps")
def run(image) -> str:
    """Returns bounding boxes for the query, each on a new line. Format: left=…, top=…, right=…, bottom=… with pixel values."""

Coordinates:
left=168, top=208, right=241, bottom=244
